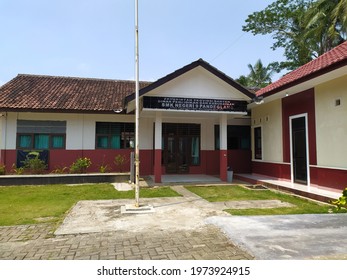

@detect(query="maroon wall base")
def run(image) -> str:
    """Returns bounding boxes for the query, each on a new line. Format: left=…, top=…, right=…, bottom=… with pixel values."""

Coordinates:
left=251, top=161, right=346, bottom=191
left=310, top=166, right=347, bottom=191
left=252, top=161, right=291, bottom=180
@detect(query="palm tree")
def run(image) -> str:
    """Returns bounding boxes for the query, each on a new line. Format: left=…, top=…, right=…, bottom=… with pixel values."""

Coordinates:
left=304, top=0, right=346, bottom=56
left=331, top=0, right=347, bottom=38
left=235, top=75, right=250, bottom=87
left=247, top=59, right=276, bottom=88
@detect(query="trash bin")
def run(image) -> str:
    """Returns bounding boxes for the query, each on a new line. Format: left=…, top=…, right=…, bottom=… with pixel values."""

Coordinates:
left=227, top=167, right=233, bottom=182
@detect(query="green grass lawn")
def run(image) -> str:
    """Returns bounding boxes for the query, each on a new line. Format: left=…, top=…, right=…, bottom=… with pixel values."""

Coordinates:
left=0, top=184, right=179, bottom=226
left=186, top=185, right=346, bottom=215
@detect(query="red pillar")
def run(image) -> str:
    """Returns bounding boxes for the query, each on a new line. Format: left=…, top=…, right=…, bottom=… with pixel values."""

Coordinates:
left=154, top=149, right=162, bottom=183
left=220, top=150, right=228, bottom=182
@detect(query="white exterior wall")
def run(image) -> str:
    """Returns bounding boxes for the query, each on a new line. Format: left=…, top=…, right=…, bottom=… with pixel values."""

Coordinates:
left=3, top=112, right=135, bottom=150
left=0, top=114, right=5, bottom=150
left=251, top=99, right=283, bottom=162
left=146, top=67, right=248, bottom=100
left=315, top=75, right=347, bottom=168
left=3, top=112, right=250, bottom=152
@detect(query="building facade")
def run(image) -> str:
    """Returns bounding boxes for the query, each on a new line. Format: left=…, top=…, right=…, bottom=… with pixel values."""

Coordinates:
left=0, top=59, right=253, bottom=183
left=1, top=42, right=347, bottom=191
left=250, top=41, right=347, bottom=191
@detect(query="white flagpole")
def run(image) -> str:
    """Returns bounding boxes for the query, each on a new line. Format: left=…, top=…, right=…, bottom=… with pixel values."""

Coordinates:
left=134, top=0, right=140, bottom=207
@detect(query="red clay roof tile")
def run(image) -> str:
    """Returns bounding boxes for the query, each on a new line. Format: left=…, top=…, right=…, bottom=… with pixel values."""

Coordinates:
left=0, top=74, right=151, bottom=112
left=257, top=41, right=347, bottom=96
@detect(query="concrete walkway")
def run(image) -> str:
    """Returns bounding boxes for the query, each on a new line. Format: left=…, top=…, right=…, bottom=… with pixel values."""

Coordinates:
left=206, top=214, right=347, bottom=260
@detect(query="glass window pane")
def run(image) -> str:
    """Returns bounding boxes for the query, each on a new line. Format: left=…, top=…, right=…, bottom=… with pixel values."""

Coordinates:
left=254, top=127, right=262, bottom=159
left=96, top=123, right=109, bottom=134
left=214, top=125, right=220, bottom=150
left=191, top=136, right=200, bottom=165
left=34, top=134, right=49, bottom=149
left=97, top=136, right=108, bottom=148
left=110, top=135, right=121, bottom=149
left=52, top=135, right=64, bottom=148
left=19, top=135, right=32, bottom=149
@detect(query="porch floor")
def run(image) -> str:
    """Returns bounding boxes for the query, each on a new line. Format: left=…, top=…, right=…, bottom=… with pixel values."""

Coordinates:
left=149, top=174, right=221, bottom=184
left=235, top=173, right=341, bottom=201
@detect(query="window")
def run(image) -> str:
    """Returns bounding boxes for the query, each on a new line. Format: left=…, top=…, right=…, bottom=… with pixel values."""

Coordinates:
left=214, top=125, right=251, bottom=150
left=16, top=120, right=66, bottom=149
left=254, top=127, right=262, bottom=160
left=17, top=134, right=65, bottom=149
left=96, top=122, right=135, bottom=149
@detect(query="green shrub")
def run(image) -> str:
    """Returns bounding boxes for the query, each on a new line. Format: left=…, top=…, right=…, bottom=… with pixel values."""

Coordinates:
left=51, top=166, right=69, bottom=174
left=22, top=152, right=47, bottom=174
left=11, top=164, right=24, bottom=175
left=69, top=157, right=92, bottom=174
left=0, top=164, right=6, bottom=175
left=114, top=154, right=127, bottom=172
left=332, top=187, right=347, bottom=211
left=99, top=164, right=110, bottom=173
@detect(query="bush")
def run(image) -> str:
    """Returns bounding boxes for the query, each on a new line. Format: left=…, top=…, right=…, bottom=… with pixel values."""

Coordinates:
left=0, top=164, right=6, bottom=175
left=114, top=154, right=127, bottom=172
left=11, top=164, right=24, bottom=175
left=332, top=187, right=347, bottom=211
left=69, top=157, right=92, bottom=174
left=22, top=152, right=47, bottom=174
left=51, top=166, right=69, bottom=174
left=98, top=163, right=110, bottom=173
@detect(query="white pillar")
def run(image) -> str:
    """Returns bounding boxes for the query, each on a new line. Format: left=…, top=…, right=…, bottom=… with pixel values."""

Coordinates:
left=219, top=114, right=227, bottom=150
left=154, top=112, right=162, bottom=183
left=219, top=114, right=228, bottom=181
left=155, top=112, right=162, bottom=150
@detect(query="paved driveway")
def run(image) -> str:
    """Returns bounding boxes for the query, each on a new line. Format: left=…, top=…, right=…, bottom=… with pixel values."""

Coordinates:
left=206, top=214, right=347, bottom=259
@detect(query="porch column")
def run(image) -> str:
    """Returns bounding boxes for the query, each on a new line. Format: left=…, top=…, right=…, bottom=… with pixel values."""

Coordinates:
left=219, top=114, right=228, bottom=181
left=154, top=112, right=162, bottom=183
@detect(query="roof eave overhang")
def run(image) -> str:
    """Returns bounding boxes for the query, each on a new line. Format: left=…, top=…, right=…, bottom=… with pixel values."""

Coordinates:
left=248, top=60, right=347, bottom=109
left=0, top=108, right=128, bottom=115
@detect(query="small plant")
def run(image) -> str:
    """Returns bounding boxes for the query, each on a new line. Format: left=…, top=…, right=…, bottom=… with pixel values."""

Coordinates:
left=51, top=166, right=69, bottom=174
left=11, top=163, right=24, bottom=175
left=22, top=152, right=47, bottom=174
left=114, top=154, right=127, bottom=172
left=99, top=164, right=110, bottom=173
left=0, top=164, right=6, bottom=175
left=69, top=157, right=92, bottom=174
left=331, top=187, right=347, bottom=211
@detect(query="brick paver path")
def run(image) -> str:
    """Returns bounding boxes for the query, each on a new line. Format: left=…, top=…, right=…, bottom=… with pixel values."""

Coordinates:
left=0, top=223, right=253, bottom=260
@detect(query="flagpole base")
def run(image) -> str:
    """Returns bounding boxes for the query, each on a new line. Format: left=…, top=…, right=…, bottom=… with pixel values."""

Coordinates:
left=121, top=204, right=155, bottom=214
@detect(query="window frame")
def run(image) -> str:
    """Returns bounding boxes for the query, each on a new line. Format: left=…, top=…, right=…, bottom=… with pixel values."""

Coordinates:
left=253, top=126, right=263, bottom=160
left=16, top=133, right=66, bottom=150
left=95, top=122, right=135, bottom=150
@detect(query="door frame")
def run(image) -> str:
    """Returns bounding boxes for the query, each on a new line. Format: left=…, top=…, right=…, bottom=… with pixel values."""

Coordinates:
left=163, top=134, right=191, bottom=174
left=289, top=113, right=310, bottom=186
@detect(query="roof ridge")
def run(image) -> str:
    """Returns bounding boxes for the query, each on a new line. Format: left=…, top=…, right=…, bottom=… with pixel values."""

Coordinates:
left=17, top=73, right=152, bottom=84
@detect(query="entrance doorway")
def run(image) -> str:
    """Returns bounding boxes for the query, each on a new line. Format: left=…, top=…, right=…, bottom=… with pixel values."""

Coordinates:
left=291, top=115, right=308, bottom=184
left=165, top=135, right=189, bottom=173
left=162, top=123, right=200, bottom=174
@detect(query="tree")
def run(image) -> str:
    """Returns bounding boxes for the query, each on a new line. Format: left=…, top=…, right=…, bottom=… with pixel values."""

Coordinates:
left=243, top=0, right=347, bottom=71
left=242, top=0, right=314, bottom=71
left=304, top=0, right=346, bottom=56
left=247, top=59, right=277, bottom=88
left=236, top=59, right=277, bottom=88
left=235, top=75, right=250, bottom=87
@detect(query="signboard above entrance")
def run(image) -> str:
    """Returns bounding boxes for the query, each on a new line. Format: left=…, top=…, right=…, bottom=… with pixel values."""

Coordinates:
left=143, top=96, right=248, bottom=113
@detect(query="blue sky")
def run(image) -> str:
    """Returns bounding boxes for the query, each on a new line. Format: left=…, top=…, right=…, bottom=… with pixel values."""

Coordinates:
left=0, top=0, right=285, bottom=86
